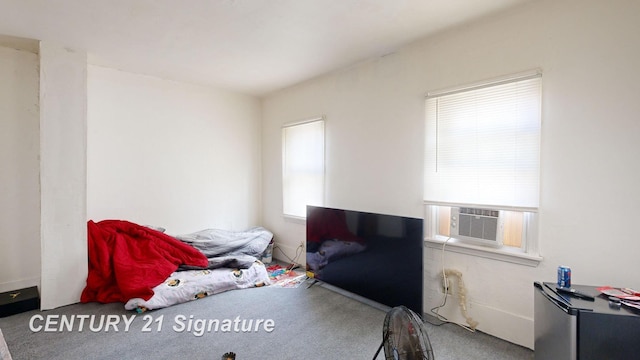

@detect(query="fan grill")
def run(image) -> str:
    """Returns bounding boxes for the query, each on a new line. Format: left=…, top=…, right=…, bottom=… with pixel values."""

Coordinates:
left=382, top=306, right=434, bottom=360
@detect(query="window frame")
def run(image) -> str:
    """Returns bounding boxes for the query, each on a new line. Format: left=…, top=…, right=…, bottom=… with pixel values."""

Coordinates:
left=423, top=70, right=543, bottom=266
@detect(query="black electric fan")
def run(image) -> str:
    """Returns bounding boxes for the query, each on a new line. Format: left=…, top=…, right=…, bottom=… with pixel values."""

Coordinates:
left=373, top=306, right=435, bottom=360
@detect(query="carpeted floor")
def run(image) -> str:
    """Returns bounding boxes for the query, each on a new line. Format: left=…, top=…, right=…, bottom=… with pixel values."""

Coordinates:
left=0, top=281, right=533, bottom=359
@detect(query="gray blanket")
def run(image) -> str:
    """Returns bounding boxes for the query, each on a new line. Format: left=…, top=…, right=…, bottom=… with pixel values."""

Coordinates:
left=174, top=226, right=273, bottom=270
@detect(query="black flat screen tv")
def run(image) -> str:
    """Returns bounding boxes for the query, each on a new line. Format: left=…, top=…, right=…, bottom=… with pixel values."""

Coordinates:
left=306, top=205, right=423, bottom=315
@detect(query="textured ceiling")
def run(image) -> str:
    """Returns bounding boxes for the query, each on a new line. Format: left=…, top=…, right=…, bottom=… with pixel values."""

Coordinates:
left=0, top=0, right=532, bottom=96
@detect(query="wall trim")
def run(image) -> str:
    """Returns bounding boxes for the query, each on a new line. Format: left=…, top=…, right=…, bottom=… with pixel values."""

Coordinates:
left=0, top=277, right=40, bottom=294
left=425, top=291, right=534, bottom=349
left=424, top=238, right=542, bottom=267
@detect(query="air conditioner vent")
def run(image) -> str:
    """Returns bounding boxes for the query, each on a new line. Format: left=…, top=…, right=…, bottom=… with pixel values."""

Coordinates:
left=459, top=207, right=500, bottom=218
left=451, top=207, right=503, bottom=246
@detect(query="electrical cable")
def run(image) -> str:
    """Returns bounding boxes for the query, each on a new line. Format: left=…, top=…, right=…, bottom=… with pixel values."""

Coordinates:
left=430, top=237, right=451, bottom=321
left=428, top=236, right=478, bottom=332
left=445, top=269, right=478, bottom=332
left=273, top=243, right=303, bottom=267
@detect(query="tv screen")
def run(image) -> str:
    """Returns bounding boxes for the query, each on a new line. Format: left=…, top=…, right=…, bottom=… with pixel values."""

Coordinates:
left=306, top=205, right=423, bottom=315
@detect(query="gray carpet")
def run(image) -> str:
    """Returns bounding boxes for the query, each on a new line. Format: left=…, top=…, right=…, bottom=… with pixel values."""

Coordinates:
left=0, top=282, right=533, bottom=359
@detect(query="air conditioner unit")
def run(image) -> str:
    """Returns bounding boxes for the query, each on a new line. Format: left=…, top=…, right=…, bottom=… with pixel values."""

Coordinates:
left=450, top=207, right=503, bottom=247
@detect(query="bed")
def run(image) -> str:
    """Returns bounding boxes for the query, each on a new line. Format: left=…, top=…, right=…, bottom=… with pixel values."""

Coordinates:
left=81, top=220, right=273, bottom=312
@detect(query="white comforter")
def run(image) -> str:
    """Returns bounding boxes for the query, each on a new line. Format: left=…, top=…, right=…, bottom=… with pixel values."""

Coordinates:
left=124, top=261, right=271, bottom=312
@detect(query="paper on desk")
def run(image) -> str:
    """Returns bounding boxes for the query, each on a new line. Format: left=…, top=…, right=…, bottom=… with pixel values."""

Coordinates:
left=597, top=286, right=640, bottom=301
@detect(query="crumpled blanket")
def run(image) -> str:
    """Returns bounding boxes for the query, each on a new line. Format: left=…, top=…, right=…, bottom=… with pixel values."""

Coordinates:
left=174, top=227, right=273, bottom=270
left=81, top=220, right=209, bottom=304
left=124, top=261, right=272, bottom=312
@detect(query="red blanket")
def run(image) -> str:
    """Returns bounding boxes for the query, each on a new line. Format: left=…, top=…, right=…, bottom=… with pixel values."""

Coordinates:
left=81, top=220, right=208, bottom=304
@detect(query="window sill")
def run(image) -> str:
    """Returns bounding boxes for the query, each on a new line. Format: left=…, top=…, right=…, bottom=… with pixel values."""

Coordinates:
left=424, top=237, right=542, bottom=267
left=283, top=214, right=306, bottom=225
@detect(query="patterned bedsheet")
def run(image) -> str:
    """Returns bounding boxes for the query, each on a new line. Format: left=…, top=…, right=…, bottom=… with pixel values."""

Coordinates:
left=124, top=261, right=271, bottom=312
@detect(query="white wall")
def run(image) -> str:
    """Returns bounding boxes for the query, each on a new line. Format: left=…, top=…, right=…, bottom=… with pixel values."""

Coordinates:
left=87, top=66, right=262, bottom=234
left=39, top=41, right=88, bottom=309
left=261, top=0, right=640, bottom=349
left=0, top=41, right=89, bottom=309
left=0, top=45, right=40, bottom=293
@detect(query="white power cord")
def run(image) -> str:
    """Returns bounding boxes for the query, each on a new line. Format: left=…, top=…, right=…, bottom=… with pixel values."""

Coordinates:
left=444, top=269, right=479, bottom=331
left=430, top=237, right=452, bottom=320
left=430, top=237, right=478, bottom=332
left=273, top=242, right=304, bottom=267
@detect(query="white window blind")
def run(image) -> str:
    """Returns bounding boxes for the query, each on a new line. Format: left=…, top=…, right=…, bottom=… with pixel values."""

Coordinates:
left=282, top=118, right=325, bottom=218
left=424, top=73, right=541, bottom=209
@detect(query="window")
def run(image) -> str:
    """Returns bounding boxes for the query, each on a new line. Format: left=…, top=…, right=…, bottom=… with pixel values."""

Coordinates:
left=430, top=206, right=528, bottom=248
left=282, top=117, right=325, bottom=218
left=423, top=71, right=542, bottom=265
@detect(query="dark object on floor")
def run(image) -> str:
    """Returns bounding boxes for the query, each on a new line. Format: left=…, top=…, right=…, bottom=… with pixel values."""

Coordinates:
left=373, top=305, right=435, bottom=360
left=0, top=286, right=40, bottom=318
left=222, top=352, right=236, bottom=360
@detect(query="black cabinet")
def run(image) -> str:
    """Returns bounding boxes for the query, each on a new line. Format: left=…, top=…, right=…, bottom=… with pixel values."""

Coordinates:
left=0, top=286, right=39, bottom=317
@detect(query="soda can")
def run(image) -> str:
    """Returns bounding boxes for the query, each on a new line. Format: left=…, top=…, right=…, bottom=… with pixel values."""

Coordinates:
left=557, top=266, right=571, bottom=288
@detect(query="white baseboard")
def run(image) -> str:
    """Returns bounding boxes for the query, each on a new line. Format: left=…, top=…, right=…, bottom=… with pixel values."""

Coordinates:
left=0, top=277, right=40, bottom=294
left=425, top=288, right=533, bottom=349
left=471, top=301, right=533, bottom=349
